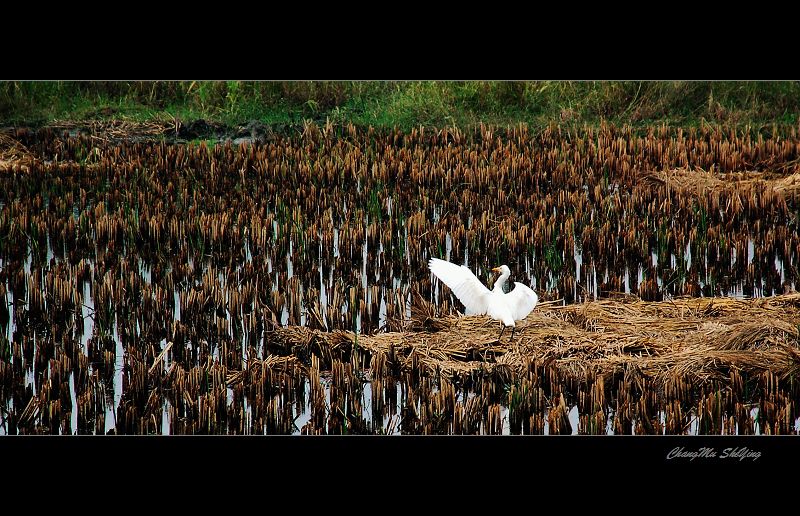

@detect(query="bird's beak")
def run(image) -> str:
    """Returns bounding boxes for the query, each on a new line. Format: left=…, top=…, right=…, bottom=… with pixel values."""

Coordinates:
left=491, top=267, right=501, bottom=273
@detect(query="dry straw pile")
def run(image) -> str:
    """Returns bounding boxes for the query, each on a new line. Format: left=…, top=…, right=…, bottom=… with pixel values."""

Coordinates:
left=270, top=293, right=800, bottom=435
left=272, top=292, right=800, bottom=387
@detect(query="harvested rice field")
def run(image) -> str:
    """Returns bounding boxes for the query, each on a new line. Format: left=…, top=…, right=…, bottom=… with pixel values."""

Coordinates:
left=1, top=121, right=800, bottom=434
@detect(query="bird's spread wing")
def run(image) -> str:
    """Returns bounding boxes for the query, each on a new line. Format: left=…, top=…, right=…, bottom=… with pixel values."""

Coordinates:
left=506, top=282, right=539, bottom=321
left=428, top=258, right=491, bottom=314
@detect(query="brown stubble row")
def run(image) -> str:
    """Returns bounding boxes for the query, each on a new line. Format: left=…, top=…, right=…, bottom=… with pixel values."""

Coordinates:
left=1, top=121, right=800, bottom=433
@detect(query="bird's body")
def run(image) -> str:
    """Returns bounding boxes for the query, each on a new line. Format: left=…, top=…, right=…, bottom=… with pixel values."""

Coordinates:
left=428, top=258, right=538, bottom=338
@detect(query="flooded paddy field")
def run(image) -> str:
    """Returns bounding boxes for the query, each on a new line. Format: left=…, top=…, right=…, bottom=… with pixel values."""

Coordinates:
left=1, top=121, right=800, bottom=434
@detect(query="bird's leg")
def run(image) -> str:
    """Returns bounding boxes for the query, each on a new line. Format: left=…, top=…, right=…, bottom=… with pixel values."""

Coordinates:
left=498, top=323, right=505, bottom=340
left=510, top=326, right=516, bottom=341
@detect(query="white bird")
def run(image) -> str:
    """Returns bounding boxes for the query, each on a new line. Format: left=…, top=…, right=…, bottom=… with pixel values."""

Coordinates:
left=428, top=258, right=539, bottom=339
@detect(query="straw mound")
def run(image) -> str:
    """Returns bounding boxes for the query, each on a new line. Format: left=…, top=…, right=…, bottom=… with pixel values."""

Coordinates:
left=46, top=119, right=175, bottom=139
left=641, top=167, right=800, bottom=196
left=0, top=133, right=37, bottom=173
left=0, top=127, right=170, bottom=174
left=270, top=293, right=800, bottom=387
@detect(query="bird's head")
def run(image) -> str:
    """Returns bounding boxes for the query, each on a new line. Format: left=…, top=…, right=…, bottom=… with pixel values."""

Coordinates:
left=491, top=265, right=511, bottom=276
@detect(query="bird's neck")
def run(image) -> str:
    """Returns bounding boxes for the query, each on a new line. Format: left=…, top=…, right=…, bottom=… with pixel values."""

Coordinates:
left=493, top=272, right=510, bottom=293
